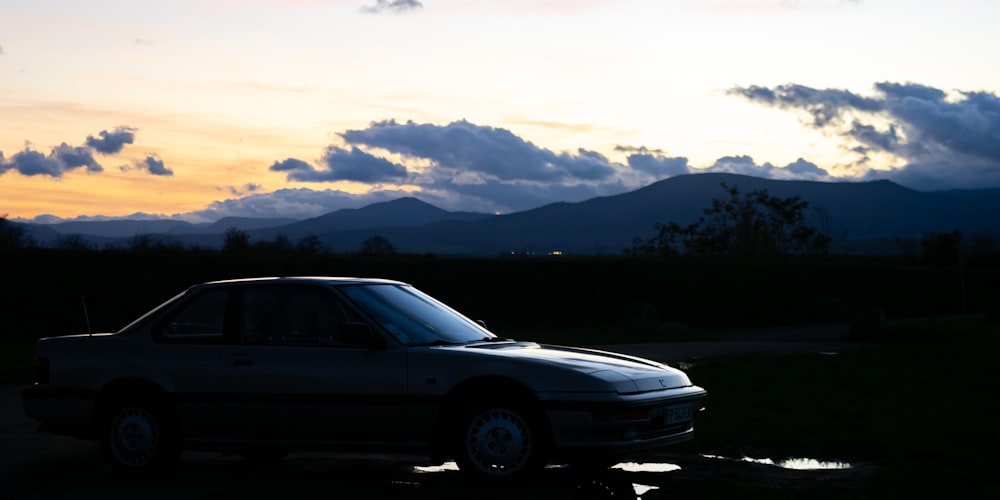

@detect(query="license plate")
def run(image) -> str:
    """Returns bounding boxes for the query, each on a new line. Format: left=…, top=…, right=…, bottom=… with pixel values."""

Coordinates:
left=664, top=403, right=692, bottom=425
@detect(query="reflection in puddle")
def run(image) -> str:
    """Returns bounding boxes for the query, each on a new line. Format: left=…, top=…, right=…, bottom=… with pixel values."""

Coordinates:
left=702, top=454, right=852, bottom=470
left=611, top=462, right=678, bottom=498
left=412, top=461, right=460, bottom=473
left=612, top=462, right=682, bottom=473
left=632, top=484, right=660, bottom=497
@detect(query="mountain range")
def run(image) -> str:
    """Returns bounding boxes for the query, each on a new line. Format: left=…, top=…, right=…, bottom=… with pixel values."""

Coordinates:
left=19, top=173, right=1000, bottom=255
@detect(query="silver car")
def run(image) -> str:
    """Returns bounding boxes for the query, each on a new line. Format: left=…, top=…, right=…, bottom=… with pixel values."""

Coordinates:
left=22, top=277, right=706, bottom=481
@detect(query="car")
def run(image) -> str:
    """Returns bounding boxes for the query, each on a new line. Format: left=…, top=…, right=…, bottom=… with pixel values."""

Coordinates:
left=22, top=277, right=706, bottom=481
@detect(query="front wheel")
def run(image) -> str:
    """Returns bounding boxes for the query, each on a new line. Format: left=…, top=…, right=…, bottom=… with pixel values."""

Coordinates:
left=452, top=393, right=548, bottom=482
left=99, top=394, right=180, bottom=477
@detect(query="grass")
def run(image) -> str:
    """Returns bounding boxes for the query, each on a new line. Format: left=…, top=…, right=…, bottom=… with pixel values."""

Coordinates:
left=669, top=317, right=1000, bottom=498
left=508, top=325, right=708, bottom=346
left=0, top=343, right=34, bottom=384
left=5, top=317, right=997, bottom=497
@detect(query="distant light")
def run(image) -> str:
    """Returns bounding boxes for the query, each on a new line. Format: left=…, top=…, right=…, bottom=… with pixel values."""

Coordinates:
left=548, top=250, right=563, bottom=256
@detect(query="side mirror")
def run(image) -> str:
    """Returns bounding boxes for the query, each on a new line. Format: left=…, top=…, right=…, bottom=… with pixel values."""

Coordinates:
left=342, top=322, right=384, bottom=349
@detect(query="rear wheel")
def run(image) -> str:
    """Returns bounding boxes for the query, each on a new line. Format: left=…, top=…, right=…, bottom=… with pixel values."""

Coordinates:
left=99, top=394, right=179, bottom=477
left=452, top=393, right=548, bottom=482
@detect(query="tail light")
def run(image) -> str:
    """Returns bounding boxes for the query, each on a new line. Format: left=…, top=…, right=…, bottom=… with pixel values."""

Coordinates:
left=34, top=357, right=50, bottom=384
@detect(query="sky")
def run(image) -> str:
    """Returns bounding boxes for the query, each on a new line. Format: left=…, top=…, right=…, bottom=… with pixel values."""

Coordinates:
left=2, top=0, right=999, bottom=223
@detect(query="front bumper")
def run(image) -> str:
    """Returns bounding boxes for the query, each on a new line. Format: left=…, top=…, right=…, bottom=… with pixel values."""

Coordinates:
left=540, top=385, right=706, bottom=457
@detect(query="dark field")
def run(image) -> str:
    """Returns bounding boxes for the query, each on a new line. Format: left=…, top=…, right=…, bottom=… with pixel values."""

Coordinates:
left=2, top=250, right=998, bottom=498
left=2, top=248, right=997, bottom=343
left=3, top=318, right=997, bottom=498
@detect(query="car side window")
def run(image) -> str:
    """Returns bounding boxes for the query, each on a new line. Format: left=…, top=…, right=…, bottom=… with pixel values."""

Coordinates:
left=157, top=288, right=230, bottom=343
left=241, top=285, right=348, bottom=346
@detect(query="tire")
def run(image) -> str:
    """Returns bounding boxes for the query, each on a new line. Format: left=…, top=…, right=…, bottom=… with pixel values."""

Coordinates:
left=99, top=393, right=180, bottom=477
left=452, top=393, right=548, bottom=483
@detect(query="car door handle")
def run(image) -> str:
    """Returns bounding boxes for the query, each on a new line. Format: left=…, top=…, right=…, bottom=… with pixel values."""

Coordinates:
left=233, top=358, right=254, bottom=367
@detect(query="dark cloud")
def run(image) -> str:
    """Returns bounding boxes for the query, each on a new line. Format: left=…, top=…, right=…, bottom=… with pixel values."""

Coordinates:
left=227, top=183, right=263, bottom=196
left=85, top=126, right=137, bottom=154
left=188, top=187, right=408, bottom=222
left=341, top=119, right=616, bottom=183
left=361, top=0, right=422, bottom=14
left=269, top=158, right=312, bottom=174
left=122, top=154, right=172, bottom=176
left=51, top=143, right=103, bottom=173
left=731, top=82, right=1000, bottom=190
left=702, top=155, right=830, bottom=181
left=269, top=148, right=408, bottom=183
left=626, top=152, right=690, bottom=177
left=3, top=149, right=61, bottom=176
left=729, top=84, right=882, bottom=127
left=615, top=145, right=665, bottom=156
left=0, top=144, right=105, bottom=177
left=783, top=158, right=828, bottom=177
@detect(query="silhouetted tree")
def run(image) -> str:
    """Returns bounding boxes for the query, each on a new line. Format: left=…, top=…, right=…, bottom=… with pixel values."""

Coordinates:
left=252, top=233, right=293, bottom=255
left=0, top=214, right=32, bottom=249
left=920, top=230, right=962, bottom=266
left=56, top=234, right=94, bottom=251
left=360, top=235, right=397, bottom=256
left=634, top=184, right=829, bottom=258
left=297, top=234, right=326, bottom=255
left=223, top=226, right=251, bottom=253
left=126, top=232, right=155, bottom=252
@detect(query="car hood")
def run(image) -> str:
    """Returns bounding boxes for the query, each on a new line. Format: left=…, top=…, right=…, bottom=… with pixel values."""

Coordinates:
left=446, top=341, right=692, bottom=393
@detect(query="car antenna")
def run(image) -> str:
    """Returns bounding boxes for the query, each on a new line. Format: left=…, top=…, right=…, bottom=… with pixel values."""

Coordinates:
left=82, top=295, right=93, bottom=336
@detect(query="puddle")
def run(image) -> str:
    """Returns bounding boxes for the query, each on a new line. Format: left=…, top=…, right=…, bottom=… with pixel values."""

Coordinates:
left=412, top=461, right=460, bottom=473
left=612, top=462, right=682, bottom=473
left=702, top=454, right=852, bottom=470
left=632, top=484, right=659, bottom=497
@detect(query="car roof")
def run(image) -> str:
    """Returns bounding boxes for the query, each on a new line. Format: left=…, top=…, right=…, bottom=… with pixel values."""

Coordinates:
left=199, top=276, right=407, bottom=287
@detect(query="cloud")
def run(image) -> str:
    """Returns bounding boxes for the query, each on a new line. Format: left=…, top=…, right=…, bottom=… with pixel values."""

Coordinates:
left=625, top=152, right=691, bottom=177
left=729, top=84, right=882, bottom=127
left=424, top=176, right=630, bottom=214
left=730, top=82, right=1000, bottom=190
left=85, top=126, right=137, bottom=154
left=2, top=149, right=61, bottom=177
left=226, top=183, right=263, bottom=196
left=361, top=0, right=422, bottom=14
left=187, top=187, right=408, bottom=222
left=270, top=148, right=408, bottom=183
left=123, top=154, right=173, bottom=176
left=51, top=143, right=103, bottom=173
left=340, top=119, right=617, bottom=183
left=0, top=144, right=105, bottom=177
left=701, top=155, right=830, bottom=181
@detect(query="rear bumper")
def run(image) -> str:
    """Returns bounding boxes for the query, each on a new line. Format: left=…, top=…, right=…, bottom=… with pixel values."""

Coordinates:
left=21, top=386, right=97, bottom=437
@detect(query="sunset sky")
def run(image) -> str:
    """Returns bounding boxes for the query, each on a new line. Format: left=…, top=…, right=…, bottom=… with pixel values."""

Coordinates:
left=2, top=0, right=999, bottom=223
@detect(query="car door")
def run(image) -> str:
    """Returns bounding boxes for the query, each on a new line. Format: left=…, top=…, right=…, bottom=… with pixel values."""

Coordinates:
left=150, top=285, right=235, bottom=439
left=218, top=283, right=410, bottom=444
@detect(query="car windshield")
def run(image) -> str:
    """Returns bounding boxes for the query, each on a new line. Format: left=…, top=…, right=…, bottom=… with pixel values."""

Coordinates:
left=339, top=284, right=494, bottom=346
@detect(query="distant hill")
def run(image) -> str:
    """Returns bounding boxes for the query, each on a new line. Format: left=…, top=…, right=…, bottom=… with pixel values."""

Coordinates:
left=48, top=219, right=196, bottom=238
left=249, top=197, right=490, bottom=241
left=300, top=174, right=1000, bottom=255
left=17, top=174, right=1000, bottom=255
left=189, top=216, right=299, bottom=234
